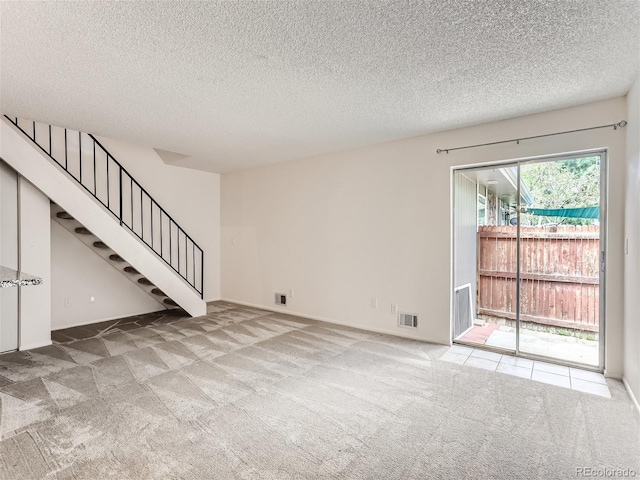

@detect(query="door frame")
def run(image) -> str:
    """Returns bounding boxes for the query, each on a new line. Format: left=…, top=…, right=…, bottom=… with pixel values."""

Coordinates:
left=451, top=149, right=607, bottom=372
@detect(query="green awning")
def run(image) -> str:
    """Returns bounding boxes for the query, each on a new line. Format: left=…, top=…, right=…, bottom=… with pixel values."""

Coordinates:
left=523, top=206, right=600, bottom=219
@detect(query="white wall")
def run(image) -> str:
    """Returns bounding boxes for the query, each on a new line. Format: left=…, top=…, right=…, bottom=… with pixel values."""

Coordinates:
left=19, top=178, right=51, bottom=350
left=222, top=96, right=628, bottom=378
left=624, top=75, right=640, bottom=404
left=94, top=136, right=220, bottom=302
left=50, top=220, right=163, bottom=330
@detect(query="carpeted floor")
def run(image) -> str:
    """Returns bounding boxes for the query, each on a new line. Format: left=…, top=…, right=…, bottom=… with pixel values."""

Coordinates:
left=0, top=302, right=638, bottom=479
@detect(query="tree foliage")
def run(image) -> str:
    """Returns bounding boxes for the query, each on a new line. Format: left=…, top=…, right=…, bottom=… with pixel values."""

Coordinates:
left=520, top=156, right=600, bottom=225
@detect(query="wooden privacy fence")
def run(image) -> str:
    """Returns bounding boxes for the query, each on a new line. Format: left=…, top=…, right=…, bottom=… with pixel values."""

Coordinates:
left=477, top=225, right=600, bottom=332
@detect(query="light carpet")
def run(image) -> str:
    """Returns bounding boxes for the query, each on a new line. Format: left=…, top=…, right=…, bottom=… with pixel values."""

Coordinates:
left=0, top=302, right=637, bottom=479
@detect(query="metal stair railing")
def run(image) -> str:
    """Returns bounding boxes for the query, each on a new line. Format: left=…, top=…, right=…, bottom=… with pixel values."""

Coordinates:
left=5, top=116, right=204, bottom=298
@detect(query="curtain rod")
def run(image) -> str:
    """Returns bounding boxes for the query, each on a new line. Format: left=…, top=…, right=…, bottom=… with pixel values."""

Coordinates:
left=435, top=120, right=627, bottom=154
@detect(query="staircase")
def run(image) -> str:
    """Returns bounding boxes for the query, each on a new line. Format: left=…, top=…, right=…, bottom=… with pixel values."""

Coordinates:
left=1, top=116, right=206, bottom=317
left=51, top=203, right=177, bottom=309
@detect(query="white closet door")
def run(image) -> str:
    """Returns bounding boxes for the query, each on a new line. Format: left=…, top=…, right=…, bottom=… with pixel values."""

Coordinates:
left=0, top=161, right=19, bottom=352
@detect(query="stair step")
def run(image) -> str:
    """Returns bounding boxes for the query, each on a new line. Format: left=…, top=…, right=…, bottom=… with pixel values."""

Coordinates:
left=138, top=278, right=154, bottom=286
left=164, top=298, right=179, bottom=307
left=124, top=266, right=139, bottom=275
left=151, top=288, right=165, bottom=296
left=93, top=241, right=108, bottom=249
left=109, top=254, right=124, bottom=262
left=56, top=212, right=74, bottom=220
left=75, top=227, right=92, bottom=235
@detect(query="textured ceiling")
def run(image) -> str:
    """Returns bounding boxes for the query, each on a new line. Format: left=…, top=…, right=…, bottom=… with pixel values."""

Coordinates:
left=1, top=1, right=638, bottom=173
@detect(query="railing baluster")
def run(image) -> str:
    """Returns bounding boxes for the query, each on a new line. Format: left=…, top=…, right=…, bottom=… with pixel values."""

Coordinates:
left=169, top=222, right=173, bottom=268
left=130, top=177, right=133, bottom=230
left=93, top=139, right=97, bottom=195
left=119, top=166, right=123, bottom=225
left=201, top=249, right=204, bottom=298
left=106, top=155, right=110, bottom=209
left=32, top=121, right=35, bottom=141
left=49, top=125, right=52, bottom=155
left=178, top=228, right=181, bottom=275
left=79, top=131, right=82, bottom=184
left=151, top=201, right=154, bottom=250
left=192, top=242, right=196, bottom=286
left=140, top=188, right=144, bottom=241
left=64, top=129, right=68, bottom=169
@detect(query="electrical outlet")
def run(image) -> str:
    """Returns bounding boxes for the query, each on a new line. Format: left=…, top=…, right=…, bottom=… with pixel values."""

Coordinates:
left=64, top=298, right=71, bottom=307
left=371, top=297, right=377, bottom=308
left=391, top=303, right=398, bottom=314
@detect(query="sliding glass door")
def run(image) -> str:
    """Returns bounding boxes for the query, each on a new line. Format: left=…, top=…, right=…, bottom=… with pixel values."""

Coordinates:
left=453, top=152, right=605, bottom=370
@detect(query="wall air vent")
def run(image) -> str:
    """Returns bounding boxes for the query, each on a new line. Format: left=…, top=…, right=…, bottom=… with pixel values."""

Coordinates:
left=275, top=293, right=287, bottom=306
left=398, top=312, right=418, bottom=328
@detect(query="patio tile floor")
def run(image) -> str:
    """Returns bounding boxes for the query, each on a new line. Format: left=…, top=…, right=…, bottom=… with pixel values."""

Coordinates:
left=534, top=361, right=570, bottom=377
left=440, top=345, right=611, bottom=398
left=459, top=324, right=599, bottom=366
left=496, top=363, right=532, bottom=379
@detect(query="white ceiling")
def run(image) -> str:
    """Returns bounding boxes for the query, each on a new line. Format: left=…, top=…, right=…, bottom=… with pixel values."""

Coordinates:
left=1, top=1, right=638, bottom=173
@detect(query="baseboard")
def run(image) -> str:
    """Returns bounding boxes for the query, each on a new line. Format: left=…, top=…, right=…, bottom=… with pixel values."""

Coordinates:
left=51, top=307, right=166, bottom=331
left=602, top=369, right=621, bottom=380
left=20, top=340, right=53, bottom=351
left=622, top=377, right=640, bottom=413
left=220, top=297, right=449, bottom=345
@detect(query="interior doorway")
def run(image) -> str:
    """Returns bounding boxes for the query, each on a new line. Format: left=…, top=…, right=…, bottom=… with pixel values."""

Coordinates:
left=452, top=152, right=605, bottom=370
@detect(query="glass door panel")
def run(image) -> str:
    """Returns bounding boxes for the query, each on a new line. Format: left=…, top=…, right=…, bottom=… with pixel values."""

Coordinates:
left=453, top=165, right=520, bottom=352
left=517, top=155, right=603, bottom=367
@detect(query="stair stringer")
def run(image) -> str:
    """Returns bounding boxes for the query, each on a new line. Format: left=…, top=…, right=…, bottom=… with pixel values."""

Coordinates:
left=1, top=117, right=206, bottom=317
